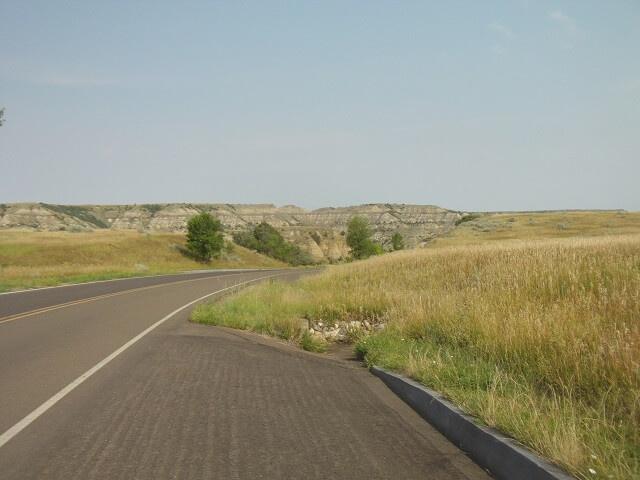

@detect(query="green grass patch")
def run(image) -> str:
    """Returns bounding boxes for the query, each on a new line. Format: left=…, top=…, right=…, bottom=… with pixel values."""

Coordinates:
left=191, top=279, right=323, bottom=347
left=300, top=332, right=329, bottom=353
left=0, top=244, right=36, bottom=256
left=191, top=281, right=302, bottom=339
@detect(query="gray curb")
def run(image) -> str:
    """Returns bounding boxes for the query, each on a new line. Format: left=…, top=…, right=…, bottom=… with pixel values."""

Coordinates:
left=370, top=366, right=575, bottom=480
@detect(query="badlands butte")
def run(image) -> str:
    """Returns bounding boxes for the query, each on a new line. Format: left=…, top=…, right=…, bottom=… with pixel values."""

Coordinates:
left=0, top=203, right=463, bottom=262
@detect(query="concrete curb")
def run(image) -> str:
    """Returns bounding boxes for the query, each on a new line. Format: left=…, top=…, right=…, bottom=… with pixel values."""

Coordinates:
left=370, top=366, right=575, bottom=480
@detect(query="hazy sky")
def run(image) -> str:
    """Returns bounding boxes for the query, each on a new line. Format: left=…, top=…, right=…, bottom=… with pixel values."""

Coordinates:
left=1, top=1, right=639, bottom=211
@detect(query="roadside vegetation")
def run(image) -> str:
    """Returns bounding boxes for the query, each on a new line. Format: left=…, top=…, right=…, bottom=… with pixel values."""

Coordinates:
left=0, top=229, right=285, bottom=292
left=192, top=229, right=640, bottom=480
left=233, top=221, right=315, bottom=266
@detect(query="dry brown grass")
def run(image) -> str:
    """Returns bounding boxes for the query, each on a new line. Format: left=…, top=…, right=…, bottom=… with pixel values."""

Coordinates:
left=436, top=210, right=640, bottom=246
left=0, top=229, right=285, bottom=291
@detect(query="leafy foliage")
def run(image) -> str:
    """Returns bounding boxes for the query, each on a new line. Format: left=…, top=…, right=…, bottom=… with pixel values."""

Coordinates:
left=186, top=212, right=224, bottom=261
left=233, top=221, right=314, bottom=266
left=346, top=216, right=382, bottom=259
left=391, top=232, right=404, bottom=251
left=0, top=107, right=4, bottom=126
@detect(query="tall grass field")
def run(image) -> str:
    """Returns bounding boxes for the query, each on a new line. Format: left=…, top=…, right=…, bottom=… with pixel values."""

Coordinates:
left=0, top=229, right=285, bottom=292
left=193, top=230, right=640, bottom=479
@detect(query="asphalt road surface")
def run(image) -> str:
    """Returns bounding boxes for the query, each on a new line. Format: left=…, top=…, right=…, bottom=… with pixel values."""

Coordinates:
left=0, top=269, right=492, bottom=479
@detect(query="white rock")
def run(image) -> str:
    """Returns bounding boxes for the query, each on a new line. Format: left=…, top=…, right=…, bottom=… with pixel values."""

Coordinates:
left=324, top=330, right=340, bottom=340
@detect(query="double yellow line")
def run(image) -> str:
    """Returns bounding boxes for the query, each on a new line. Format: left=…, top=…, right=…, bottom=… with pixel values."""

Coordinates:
left=0, top=273, right=245, bottom=325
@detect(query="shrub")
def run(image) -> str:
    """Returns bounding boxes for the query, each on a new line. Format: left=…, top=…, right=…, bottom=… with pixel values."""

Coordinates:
left=346, top=216, right=382, bottom=259
left=186, top=212, right=224, bottom=261
left=233, top=222, right=315, bottom=266
left=391, top=232, right=404, bottom=251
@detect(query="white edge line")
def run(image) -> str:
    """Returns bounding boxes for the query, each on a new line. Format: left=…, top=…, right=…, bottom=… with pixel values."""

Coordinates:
left=0, top=273, right=283, bottom=449
left=0, top=269, right=266, bottom=296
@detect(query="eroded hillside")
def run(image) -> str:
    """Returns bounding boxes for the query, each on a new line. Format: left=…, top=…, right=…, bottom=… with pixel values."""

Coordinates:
left=0, top=203, right=462, bottom=261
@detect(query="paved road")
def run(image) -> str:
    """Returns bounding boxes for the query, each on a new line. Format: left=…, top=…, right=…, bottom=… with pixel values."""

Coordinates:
left=0, top=269, right=261, bottom=319
left=0, top=269, right=492, bottom=479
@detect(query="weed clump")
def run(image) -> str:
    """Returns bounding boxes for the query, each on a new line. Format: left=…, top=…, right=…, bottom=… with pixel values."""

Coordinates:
left=300, top=332, right=329, bottom=353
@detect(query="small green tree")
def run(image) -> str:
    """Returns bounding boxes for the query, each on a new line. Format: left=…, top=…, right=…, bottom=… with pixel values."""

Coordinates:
left=391, top=232, right=404, bottom=251
left=186, top=212, right=224, bottom=261
left=0, top=107, right=4, bottom=127
left=346, top=216, right=381, bottom=259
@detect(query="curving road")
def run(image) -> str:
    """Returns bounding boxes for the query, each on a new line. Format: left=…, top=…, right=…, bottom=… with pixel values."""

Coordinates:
left=0, top=269, right=491, bottom=479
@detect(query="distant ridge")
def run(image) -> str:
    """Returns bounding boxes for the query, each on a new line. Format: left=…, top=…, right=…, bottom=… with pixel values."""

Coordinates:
left=479, top=209, right=626, bottom=214
left=0, top=202, right=463, bottom=260
left=1, top=203, right=630, bottom=262
left=0, top=202, right=460, bottom=233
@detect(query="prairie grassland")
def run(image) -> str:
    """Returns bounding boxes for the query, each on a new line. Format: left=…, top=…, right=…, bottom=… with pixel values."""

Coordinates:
left=0, top=229, right=285, bottom=292
left=192, top=233, right=640, bottom=479
left=437, top=210, right=640, bottom=246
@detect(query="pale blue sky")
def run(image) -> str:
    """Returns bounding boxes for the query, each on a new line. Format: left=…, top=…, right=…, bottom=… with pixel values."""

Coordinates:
left=1, top=1, right=639, bottom=211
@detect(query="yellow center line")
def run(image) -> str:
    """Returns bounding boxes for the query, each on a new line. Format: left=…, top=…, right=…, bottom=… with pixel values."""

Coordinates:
left=0, top=272, right=249, bottom=325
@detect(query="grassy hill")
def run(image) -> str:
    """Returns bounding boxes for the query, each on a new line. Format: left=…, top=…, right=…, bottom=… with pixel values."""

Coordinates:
left=192, top=210, right=640, bottom=479
left=435, top=210, right=640, bottom=245
left=0, top=229, right=286, bottom=292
